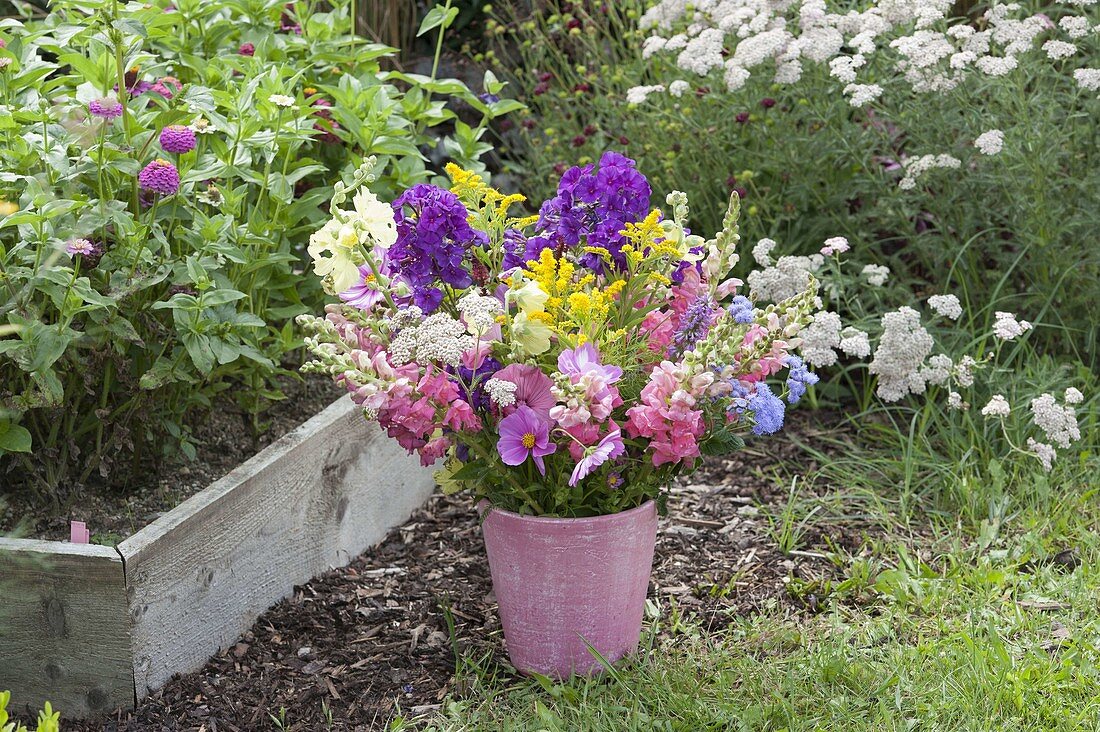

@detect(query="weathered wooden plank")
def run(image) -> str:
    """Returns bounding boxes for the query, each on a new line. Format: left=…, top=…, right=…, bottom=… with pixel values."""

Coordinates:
left=119, top=396, right=435, bottom=697
left=0, top=539, right=133, bottom=717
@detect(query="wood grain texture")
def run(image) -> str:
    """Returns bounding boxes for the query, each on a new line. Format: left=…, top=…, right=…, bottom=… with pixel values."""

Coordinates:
left=0, top=539, right=133, bottom=717
left=119, top=396, right=435, bottom=697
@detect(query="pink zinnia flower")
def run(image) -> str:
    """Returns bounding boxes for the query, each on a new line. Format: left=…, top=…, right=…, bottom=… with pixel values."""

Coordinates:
left=492, top=364, right=555, bottom=419
left=568, top=424, right=625, bottom=486
left=65, top=238, right=96, bottom=256
left=89, top=97, right=123, bottom=119
left=497, top=405, right=556, bottom=475
left=159, top=124, right=196, bottom=154
left=239, top=42, right=255, bottom=56
left=138, top=159, right=180, bottom=195
left=150, top=76, right=182, bottom=98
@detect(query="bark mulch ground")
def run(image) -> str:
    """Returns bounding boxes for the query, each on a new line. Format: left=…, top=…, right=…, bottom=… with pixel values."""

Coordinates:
left=75, top=412, right=876, bottom=732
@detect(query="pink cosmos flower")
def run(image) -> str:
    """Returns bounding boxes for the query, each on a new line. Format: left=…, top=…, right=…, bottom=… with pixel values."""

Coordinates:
left=557, top=342, right=622, bottom=385
left=568, top=424, right=625, bottom=486
left=497, top=405, right=556, bottom=475
left=340, top=265, right=386, bottom=311
left=492, top=364, right=555, bottom=419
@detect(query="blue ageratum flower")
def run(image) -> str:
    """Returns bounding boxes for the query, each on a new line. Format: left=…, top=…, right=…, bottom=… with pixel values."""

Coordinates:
left=727, top=295, right=755, bottom=324
left=388, top=184, right=484, bottom=312
left=784, top=356, right=819, bottom=404
left=748, top=382, right=785, bottom=435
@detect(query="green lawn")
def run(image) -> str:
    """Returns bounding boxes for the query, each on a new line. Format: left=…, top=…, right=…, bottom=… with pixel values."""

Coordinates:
left=401, top=456, right=1100, bottom=731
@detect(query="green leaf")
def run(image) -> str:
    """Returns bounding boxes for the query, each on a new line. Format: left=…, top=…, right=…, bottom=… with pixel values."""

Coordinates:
left=701, top=429, right=746, bottom=456
left=417, top=4, right=460, bottom=37
left=0, top=421, right=32, bottom=454
left=200, top=289, right=246, bottom=307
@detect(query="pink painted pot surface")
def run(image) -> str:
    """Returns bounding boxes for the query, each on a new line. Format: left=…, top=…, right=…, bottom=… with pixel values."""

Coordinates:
left=480, top=500, right=657, bottom=679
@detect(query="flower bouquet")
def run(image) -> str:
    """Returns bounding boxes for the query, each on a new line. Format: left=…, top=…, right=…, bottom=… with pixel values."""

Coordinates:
left=300, top=152, right=819, bottom=676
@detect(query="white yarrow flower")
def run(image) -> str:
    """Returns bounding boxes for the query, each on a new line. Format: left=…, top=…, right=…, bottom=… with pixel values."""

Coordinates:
left=843, top=83, right=883, bottom=107
left=800, top=311, right=843, bottom=368
left=1064, top=387, right=1084, bottom=405
left=1029, top=393, right=1080, bottom=449
left=1027, top=438, right=1056, bottom=472
left=981, top=394, right=1011, bottom=418
left=868, top=307, right=934, bottom=402
left=973, top=129, right=1004, bottom=155
left=820, top=236, right=850, bottom=256
left=1074, top=68, right=1100, bottom=92
left=752, top=239, right=778, bottom=267
left=668, top=80, right=690, bottom=97
left=928, top=294, right=963, bottom=320
left=992, top=311, right=1032, bottom=341
left=484, top=378, right=518, bottom=408
left=861, top=264, right=890, bottom=287
left=269, top=94, right=297, bottom=108
left=1042, top=40, right=1077, bottom=60
left=839, top=327, right=871, bottom=358
left=626, top=85, right=666, bottom=104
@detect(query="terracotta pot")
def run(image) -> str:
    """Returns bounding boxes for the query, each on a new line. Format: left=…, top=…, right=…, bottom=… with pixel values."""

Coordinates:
left=480, top=500, right=657, bottom=678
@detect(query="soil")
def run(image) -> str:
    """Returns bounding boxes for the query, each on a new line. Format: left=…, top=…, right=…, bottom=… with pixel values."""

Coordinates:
left=0, top=375, right=344, bottom=543
left=72, top=411, right=883, bottom=732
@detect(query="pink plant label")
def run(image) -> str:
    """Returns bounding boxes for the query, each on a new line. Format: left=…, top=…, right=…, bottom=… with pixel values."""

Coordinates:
left=70, top=521, right=90, bottom=544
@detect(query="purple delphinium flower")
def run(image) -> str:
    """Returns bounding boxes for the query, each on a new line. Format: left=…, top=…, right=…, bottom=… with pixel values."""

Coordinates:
left=748, top=383, right=785, bottom=435
left=669, top=295, right=716, bottom=359
left=387, top=184, right=482, bottom=313
left=138, top=159, right=180, bottom=195
left=533, top=150, right=651, bottom=272
left=728, top=295, right=755, bottom=324
left=569, top=425, right=625, bottom=486
left=784, top=356, right=819, bottom=404
left=159, top=124, right=196, bottom=154
left=497, top=405, right=556, bottom=475
left=89, top=97, right=123, bottom=119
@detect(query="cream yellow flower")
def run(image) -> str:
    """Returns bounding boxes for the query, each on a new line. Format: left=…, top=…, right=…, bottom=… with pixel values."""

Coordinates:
left=512, top=311, right=553, bottom=355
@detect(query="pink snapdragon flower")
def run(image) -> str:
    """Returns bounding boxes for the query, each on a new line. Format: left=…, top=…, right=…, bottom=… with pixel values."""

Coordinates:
left=549, top=343, right=623, bottom=428
left=568, top=424, right=625, bottom=486
left=626, top=361, right=713, bottom=467
left=497, top=405, right=557, bottom=475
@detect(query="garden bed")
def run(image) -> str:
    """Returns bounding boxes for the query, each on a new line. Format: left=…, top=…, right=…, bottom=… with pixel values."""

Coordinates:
left=0, top=396, right=435, bottom=720
left=70, top=412, right=870, bottom=730
left=0, top=376, right=345, bottom=543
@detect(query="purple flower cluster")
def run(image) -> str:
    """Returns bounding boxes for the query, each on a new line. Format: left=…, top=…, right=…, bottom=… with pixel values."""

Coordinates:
left=727, top=295, right=755, bottom=324
left=89, top=97, right=123, bottom=119
left=669, top=295, right=716, bottom=359
left=533, top=151, right=651, bottom=271
left=725, top=380, right=785, bottom=435
left=784, top=356, right=819, bottom=404
left=159, top=124, right=196, bottom=154
left=747, top=383, right=785, bottom=435
left=138, top=159, right=180, bottom=196
left=388, top=184, right=484, bottom=312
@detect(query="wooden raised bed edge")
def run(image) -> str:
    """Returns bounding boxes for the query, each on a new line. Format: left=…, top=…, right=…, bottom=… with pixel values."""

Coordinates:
left=0, top=396, right=435, bottom=719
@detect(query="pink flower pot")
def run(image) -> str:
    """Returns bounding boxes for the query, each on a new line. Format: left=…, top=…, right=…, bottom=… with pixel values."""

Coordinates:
left=480, top=500, right=657, bottom=678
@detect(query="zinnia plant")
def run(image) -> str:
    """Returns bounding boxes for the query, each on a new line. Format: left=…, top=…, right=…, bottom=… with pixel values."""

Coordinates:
left=300, top=153, right=820, bottom=516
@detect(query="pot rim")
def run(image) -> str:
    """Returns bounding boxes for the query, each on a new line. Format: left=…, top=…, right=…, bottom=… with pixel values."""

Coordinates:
left=478, top=499, right=656, bottom=525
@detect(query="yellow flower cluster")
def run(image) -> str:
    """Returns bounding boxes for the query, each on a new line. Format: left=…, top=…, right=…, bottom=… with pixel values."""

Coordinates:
left=445, top=163, right=531, bottom=222
left=522, top=248, right=625, bottom=338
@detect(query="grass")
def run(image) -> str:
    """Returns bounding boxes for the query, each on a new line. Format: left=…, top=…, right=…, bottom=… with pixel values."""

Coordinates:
left=396, top=431, right=1100, bottom=731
